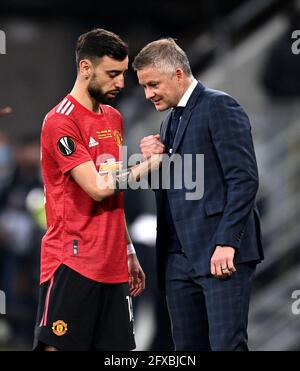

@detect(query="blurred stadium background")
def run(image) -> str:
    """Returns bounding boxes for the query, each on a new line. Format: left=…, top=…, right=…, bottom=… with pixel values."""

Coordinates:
left=0, top=0, right=300, bottom=350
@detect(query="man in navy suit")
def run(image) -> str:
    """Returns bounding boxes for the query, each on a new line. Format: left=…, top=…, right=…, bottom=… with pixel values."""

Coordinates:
left=133, top=38, right=263, bottom=351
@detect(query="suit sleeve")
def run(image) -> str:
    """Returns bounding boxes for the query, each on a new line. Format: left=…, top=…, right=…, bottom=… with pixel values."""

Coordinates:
left=208, top=94, right=259, bottom=250
left=42, top=116, right=92, bottom=174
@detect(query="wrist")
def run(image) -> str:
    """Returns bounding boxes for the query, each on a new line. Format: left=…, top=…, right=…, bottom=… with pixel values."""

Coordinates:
left=113, top=168, right=133, bottom=192
left=127, top=243, right=136, bottom=255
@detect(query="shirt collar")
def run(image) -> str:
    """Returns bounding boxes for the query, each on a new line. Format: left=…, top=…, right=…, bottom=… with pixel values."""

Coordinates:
left=176, top=78, right=198, bottom=108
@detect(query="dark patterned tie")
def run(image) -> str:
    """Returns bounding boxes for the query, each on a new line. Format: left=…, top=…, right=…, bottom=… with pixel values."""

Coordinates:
left=169, top=107, right=184, bottom=145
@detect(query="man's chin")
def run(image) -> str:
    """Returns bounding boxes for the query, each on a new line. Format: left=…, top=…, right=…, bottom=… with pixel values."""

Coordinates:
left=95, top=95, right=114, bottom=105
left=88, top=89, right=114, bottom=105
left=154, top=103, right=168, bottom=112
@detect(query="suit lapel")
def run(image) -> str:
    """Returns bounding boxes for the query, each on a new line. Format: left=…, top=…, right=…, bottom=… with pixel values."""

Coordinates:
left=160, top=112, right=172, bottom=144
left=172, top=110, right=192, bottom=154
left=172, top=81, right=206, bottom=153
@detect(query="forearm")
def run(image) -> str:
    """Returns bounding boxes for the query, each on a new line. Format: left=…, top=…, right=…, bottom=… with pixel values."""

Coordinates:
left=124, top=216, right=132, bottom=245
left=71, top=162, right=115, bottom=202
left=71, top=155, right=163, bottom=203
left=124, top=216, right=136, bottom=256
left=112, top=154, right=162, bottom=192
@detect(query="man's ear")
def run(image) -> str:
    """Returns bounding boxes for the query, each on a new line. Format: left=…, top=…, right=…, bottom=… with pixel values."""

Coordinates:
left=175, top=68, right=184, bottom=81
left=79, top=59, right=93, bottom=80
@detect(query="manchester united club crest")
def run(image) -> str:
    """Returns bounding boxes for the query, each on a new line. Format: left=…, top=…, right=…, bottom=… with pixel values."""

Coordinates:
left=113, top=129, right=123, bottom=147
left=52, top=320, right=68, bottom=336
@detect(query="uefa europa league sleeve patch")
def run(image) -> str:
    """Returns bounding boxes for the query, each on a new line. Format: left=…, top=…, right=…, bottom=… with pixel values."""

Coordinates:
left=57, top=136, right=76, bottom=156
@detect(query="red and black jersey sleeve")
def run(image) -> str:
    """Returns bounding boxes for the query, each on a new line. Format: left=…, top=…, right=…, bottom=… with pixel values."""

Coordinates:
left=42, top=115, right=91, bottom=174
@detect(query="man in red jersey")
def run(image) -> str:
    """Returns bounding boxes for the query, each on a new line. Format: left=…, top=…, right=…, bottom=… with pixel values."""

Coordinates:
left=33, top=29, right=152, bottom=351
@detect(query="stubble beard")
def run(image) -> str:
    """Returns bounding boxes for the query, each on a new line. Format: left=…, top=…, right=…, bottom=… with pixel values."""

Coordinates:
left=88, top=75, right=116, bottom=105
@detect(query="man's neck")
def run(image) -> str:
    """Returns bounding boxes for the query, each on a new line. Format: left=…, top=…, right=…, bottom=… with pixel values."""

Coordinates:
left=177, top=76, right=197, bottom=107
left=70, top=80, right=99, bottom=113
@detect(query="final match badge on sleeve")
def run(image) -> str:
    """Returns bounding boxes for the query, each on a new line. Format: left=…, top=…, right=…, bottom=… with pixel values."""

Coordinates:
left=99, top=158, right=122, bottom=174
left=52, top=320, right=68, bottom=336
left=57, top=136, right=76, bottom=156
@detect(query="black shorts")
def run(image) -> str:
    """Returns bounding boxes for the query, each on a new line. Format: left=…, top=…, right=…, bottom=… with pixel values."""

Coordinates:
left=33, top=264, right=135, bottom=351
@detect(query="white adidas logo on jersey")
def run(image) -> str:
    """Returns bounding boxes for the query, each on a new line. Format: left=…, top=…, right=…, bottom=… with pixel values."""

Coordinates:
left=88, top=136, right=99, bottom=148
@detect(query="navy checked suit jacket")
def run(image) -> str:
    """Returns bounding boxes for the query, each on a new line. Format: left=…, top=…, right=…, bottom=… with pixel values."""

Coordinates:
left=155, top=81, right=264, bottom=289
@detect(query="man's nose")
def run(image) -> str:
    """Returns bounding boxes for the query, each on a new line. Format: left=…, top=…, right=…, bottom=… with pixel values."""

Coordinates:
left=115, top=75, right=125, bottom=89
left=145, top=88, right=155, bottom=100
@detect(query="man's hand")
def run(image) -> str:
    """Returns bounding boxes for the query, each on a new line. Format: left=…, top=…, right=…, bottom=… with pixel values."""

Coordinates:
left=128, top=254, right=146, bottom=297
left=210, top=246, right=236, bottom=279
left=140, top=134, right=165, bottom=160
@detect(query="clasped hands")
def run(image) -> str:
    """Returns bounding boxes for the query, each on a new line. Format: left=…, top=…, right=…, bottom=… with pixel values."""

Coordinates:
left=139, top=134, right=165, bottom=160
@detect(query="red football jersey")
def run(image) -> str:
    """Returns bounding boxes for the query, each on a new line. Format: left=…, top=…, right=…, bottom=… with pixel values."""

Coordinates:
left=40, top=94, right=127, bottom=284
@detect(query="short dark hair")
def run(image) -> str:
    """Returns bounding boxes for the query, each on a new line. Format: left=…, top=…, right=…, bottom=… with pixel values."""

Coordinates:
left=132, top=38, right=192, bottom=76
left=75, top=28, right=128, bottom=69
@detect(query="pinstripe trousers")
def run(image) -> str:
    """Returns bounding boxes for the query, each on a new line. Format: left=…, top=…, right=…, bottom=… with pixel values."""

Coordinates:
left=165, top=252, right=256, bottom=351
